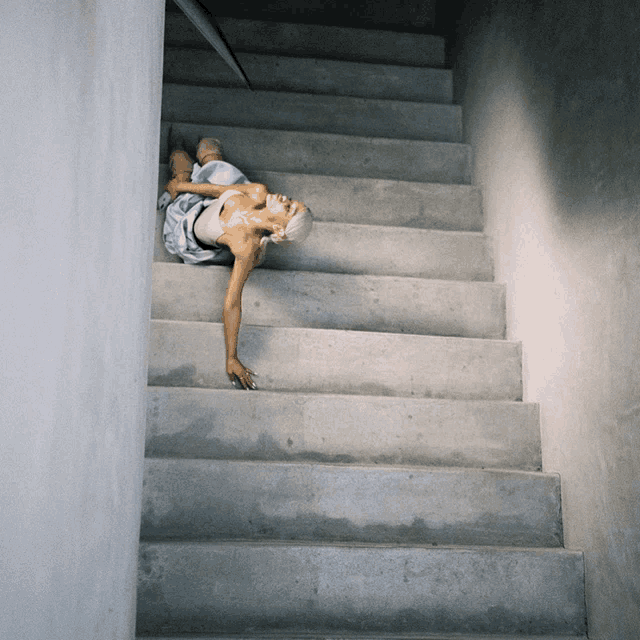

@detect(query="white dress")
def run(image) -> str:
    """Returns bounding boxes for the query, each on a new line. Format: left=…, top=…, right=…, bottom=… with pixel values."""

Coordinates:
left=162, top=160, right=250, bottom=265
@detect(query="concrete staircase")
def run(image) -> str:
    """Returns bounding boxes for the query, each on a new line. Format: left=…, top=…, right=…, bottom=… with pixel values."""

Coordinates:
left=137, top=11, right=587, bottom=639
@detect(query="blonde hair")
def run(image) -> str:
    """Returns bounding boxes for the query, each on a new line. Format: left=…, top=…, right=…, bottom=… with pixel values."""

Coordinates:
left=260, top=206, right=313, bottom=248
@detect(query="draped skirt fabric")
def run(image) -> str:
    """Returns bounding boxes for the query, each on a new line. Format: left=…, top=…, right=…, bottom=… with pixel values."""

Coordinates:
left=162, top=160, right=250, bottom=265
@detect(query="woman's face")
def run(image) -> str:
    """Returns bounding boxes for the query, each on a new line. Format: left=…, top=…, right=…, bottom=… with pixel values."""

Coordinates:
left=266, top=194, right=304, bottom=220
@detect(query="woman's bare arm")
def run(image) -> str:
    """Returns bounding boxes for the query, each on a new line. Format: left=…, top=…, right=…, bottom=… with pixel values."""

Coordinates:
left=221, top=238, right=263, bottom=389
left=167, top=179, right=268, bottom=203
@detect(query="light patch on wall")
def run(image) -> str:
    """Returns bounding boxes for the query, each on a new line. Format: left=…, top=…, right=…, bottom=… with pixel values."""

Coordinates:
left=467, top=47, right=574, bottom=404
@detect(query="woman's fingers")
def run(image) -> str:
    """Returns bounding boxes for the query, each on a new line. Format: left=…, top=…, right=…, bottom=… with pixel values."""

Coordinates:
left=227, top=358, right=257, bottom=390
left=231, top=371, right=257, bottom=390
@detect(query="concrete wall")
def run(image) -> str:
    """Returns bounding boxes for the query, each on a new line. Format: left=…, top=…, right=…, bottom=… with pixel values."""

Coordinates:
left=0, top=2, right=164, bottom=638
left=453, top=1, right=640, bottom=637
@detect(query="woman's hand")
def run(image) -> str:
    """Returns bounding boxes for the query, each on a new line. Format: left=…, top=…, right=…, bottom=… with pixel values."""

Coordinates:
left=226, top=356, right=257, bottom=390
left=164, top=178, right=181, bottom=201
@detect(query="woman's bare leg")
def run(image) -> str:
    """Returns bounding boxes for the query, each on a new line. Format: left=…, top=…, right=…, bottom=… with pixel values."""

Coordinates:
left=196, top=138, right=224, bottom=165
left=163, top=150, right=194, bottom=200
left=169, top=149, right=194, bottom=182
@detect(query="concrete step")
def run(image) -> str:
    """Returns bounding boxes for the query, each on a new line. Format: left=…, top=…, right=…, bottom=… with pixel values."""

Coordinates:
left=138, top=635, right=588, bottom=640
left=154, top=218, right=493, bottom=281
left=148, top=321, right=522, bottom=400
left=162, top=85, right=462, bottom=143
left=158, top=165, right=483, bottom=232
left=146, top=387, right=541, bottom=471
left=164, top=14, right=446, bottom=67
left=141, top=459, right=562, bottom=547
left=137, top=541, right=586, bottom=635
left=160, top=122, right=472, bottom=184
left=151, top=263, right=505, bottom=339
left=163, top=49, right=453, bottom=103
left=172, top=1, right=438, bottom=33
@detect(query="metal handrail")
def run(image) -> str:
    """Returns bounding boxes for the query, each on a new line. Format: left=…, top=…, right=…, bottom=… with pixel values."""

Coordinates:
left=172, top=0, right=252, bottom=90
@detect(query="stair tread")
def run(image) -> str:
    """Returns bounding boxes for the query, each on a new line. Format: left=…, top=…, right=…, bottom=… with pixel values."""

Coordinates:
left=144, top=457, right=548, bottom=475
left=149, top=317, right=519, bottom=346
left=161, top=123, right=472, bottom=184
left=138, top=635, right=587, bottom=640
left=161, top=122, right=471, bottom=156
left=238, top=220, right=483, bottom=236
left=137, top=541, right=586, bottom=635
left=152, top=319, right=520, bottom=342
left=151, top=318, right=514, bottom=343
left=163, top=48, right=453, bottom=103
left=157, top=165, right=479, bottom=196
left=162, top=84, right=462, bottom=142
left=151, top=262, right=505, bottom=339
left=154, top=217, right=492, bottom=281
left=146, top=386, right=540, bottom=470
left=153, top=260, right=498, bottom=279
left=139, top=635, right=588, bottom=640
left=157, top=165, right=483, bottom=232
left=141, top=458, right=562, bottom=547
left=148, top=320, right=522, bottom=400
left=164, top=14, right=446, bottom=67
left=147, top=385, right=532, bottom=404
left=142, top=538, right=578, bottom=552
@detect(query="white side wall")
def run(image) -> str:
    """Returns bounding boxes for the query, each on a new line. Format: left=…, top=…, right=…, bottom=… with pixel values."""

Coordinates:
left=0, top=2, right=164, bottom=638
left=454, top=0, right=640, bottom=637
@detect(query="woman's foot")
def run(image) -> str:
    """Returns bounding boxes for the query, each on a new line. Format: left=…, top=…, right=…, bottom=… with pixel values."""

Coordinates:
left=162, top=150, right=194, bottom=202
left=196, top=138, right=224, bottom=165
left=169, top=149, right=194, bottom=181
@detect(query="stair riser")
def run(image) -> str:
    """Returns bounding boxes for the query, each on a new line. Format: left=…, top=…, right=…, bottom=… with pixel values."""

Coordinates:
left=137, top=542, right=586, bottom=635
left=165, top=14, right=446, bottom=67
left=161, top=123, right=472, bottom=184
left=137, top=635, right=588, bottom=640
left=163, top=49, right=453, bottom=103
left=158, top=165, right=484, bottom=232
left=155, top=216, right=492, bottom=281
left=146, top=387, right=541, bottom=470
left=141, top=459, right=562, bottom=547
left=148, top=321, right=523, bottom=400
left=162, top=85, right=462, bottom=143
left=151, top=264, right=505, bottom=339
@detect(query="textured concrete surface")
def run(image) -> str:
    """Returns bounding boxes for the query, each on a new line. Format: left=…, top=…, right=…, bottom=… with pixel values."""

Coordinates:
left=163, top=49, right=453, bottom=103
left=160, top=122, right=472, bottom=184
left=0, top=2, right=163, bottom=639
left=165, top=14, right=446, bottom=67
left=146, top=388, right=541, bottom=470
left=154, top=217, right=492, bottom=281
left=138, top=635, right=588, bottom=640
left=455, top=1, right=640, bottom=636
left=151, top=263, right=505, bottom=338
left=141, top=459, right=562, bottom=547
left=137, top=542, right=586, bottom=635
left=162, top=85, right=462, bottom=142
left=158, top=164, right=484, bottom=231
left=148, top=320, right=523, bottom=400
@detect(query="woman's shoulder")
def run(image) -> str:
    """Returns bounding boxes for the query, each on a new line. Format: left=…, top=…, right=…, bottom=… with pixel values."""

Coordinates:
left=217, top=226, right=263, bottom=259
left=220, top=185, right=266, bottom=208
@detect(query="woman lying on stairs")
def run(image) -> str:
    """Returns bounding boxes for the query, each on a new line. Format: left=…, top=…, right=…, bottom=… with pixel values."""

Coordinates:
left=161, top=137, right=313, bottom=391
